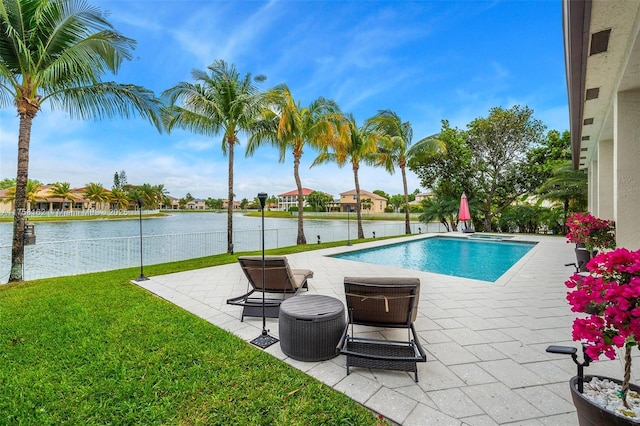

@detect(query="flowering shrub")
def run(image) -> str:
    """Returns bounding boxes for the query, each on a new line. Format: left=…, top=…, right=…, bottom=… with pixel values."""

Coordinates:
left=566, top=212, right=616, bottom=252
left=565, top=248, right=640, bottom=405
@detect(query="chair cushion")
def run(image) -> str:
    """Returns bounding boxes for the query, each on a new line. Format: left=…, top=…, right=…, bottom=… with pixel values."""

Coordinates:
left=343, top=277, right=420, bottom=323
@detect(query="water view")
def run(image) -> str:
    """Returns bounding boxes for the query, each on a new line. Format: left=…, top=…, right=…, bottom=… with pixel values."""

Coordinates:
left=0, top=212, right=440, bottom=282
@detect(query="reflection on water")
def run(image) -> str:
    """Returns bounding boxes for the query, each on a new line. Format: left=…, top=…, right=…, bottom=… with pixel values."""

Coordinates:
left=1, top=212, right=438, bottom=282
left=0, top=212, right=300, bottom=243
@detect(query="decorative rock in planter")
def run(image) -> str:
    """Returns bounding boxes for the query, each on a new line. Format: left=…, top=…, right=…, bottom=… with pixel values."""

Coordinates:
left=570, top=375, right=640, bottom=425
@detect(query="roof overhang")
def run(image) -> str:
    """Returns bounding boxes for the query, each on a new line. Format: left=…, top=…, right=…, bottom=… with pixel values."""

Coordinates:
left=563, top=0, right=640, bottom=169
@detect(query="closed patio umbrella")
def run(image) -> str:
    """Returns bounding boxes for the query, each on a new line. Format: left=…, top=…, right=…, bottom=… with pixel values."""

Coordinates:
left=458, top=193, right=473, bottom=232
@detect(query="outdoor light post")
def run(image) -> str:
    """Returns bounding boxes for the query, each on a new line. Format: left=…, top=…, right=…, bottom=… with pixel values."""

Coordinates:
left=347, top=207, right=352, bottom=246
left=250, top=192, right=279, bottom=349
left=135, top=199, right=148, bottom=281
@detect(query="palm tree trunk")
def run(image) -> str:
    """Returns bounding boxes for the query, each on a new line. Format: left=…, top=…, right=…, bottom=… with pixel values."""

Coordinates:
left=293, top=154, right=306, bottom=245
left=10, top=114, right=34, bottom=282
left=563, top=197, right=569, bottom=234
left=227, top=137, right=234, bottom=254
left=353, top=165, right=365, bottom=240
left=401, top=165, right=411, bottom=234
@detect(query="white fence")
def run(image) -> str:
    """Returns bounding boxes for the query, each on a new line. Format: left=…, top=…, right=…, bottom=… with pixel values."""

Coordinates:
left=0, top=221, right=444, bottom=282
left=0, top=209, right=160, bottom=218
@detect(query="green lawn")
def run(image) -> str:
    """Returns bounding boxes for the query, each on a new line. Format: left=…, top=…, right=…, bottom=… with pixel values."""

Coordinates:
left=0, top=242, right=387, bottom=425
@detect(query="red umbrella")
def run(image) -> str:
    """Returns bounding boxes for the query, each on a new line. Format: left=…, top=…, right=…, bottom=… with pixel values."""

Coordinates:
left=458, top=193, right=471, bottom=222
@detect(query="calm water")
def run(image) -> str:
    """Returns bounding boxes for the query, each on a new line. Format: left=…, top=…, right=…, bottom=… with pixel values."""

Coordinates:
left=0, top=212, right=319, bottom=243
left=333, top=236, right=536, bottom=282
left=0, top=212, right=440, bottom=282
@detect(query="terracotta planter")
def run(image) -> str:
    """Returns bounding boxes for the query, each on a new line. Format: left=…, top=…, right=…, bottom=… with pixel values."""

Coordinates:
left=570, top=375, right=640, bottom=425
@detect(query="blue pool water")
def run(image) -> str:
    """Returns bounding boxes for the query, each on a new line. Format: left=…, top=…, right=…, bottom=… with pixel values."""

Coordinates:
left=333, top=236, right=536, bottom=282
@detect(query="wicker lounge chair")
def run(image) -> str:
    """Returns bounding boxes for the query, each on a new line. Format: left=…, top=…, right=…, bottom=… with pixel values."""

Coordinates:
left=226, top=256, right=313, bottom=321
left=337, top=276, right=426, bottom=382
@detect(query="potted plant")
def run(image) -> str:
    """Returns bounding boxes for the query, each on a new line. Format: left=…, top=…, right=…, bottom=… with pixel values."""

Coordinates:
left=566, top=212, right=616, bottom=271
left=564, top=247, right=640, bottom=423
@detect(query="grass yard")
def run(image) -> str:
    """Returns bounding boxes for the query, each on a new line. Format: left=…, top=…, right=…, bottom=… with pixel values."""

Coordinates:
left=0, top=242, right=387, bottom=425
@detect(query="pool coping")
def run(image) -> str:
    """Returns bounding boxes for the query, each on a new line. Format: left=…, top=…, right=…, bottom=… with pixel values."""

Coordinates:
left=326, top=232, right=541, bottom=286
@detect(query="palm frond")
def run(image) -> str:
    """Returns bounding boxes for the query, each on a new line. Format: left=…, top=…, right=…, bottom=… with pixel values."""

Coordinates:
left=47, top=82, right=163, bottom=131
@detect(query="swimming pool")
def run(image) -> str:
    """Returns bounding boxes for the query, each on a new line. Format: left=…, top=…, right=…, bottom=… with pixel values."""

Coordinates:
left=332, top=236, right=536, bottom=282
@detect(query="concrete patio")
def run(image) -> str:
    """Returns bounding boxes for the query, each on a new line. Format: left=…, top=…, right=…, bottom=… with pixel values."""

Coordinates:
left=133, top=233, right=636, bottom=425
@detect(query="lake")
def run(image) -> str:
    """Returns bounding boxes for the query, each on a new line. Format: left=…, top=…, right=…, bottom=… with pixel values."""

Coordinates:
left=0, top=212, right=439, bottom=282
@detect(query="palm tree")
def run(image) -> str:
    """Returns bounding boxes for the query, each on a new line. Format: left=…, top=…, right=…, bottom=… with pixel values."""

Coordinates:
left=138, top=183, right=157, bottom=209
left=314, top=113, right=378, bottom=239
left=109, top=188, right=130, bottom=211
left=84, top=182, right=109, bottom=210
left=368, top=110, right=446, bottom=234
left=419, top=195, right=456, bottom=232
left=1, top=179, right=40, bottom=210
left=537, top=160, right=588, bottom=230
left=49, top=182, right=75, bottom=211
left=247, top=84, right=340, bottom=244
left=152, top=184, right=169, bottom=209
left=0, top=0, right=163, bottom=282
left=163, top=60, right=264, bottom=253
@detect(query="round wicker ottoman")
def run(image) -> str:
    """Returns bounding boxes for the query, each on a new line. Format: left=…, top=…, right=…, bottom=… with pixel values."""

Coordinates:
left=279, top=295, right=345, bottom=361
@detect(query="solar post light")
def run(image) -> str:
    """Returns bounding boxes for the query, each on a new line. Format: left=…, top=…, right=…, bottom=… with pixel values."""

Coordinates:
left=250, top=192, right=279, bottom=349
left=135, top=199, right=149, bottom=282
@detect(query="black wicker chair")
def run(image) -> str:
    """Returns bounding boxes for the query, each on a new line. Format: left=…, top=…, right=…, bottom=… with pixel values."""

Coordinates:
left=226, top=256, right=312, bottom=321
left=337, top=276, right=426, bottom=382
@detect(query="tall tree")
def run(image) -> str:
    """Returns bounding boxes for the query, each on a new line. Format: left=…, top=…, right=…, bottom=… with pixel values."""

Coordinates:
left=138, top=183, right=156, bottom=209
left=1, top=179, right=41, bottom=211
left=247, top=84, right=340, bottom=244
left=109, top=188, right=129, bottom=211
left=314, top=113, right=378, bottom=239
left=537, top=160, right=588, bottom=227
left=112, top=170, right=127, bottom=190
left=0, top=178, right=16, bottom=189
left=409, top=120, right=475, bottom=224
left=368, top=110, right=445, bottom=234
left=49, top=182, right=75, bottom=211
left=466, top=105, right=545, bottom=230
left=152, top=184, right=170, bottom=209
left=306, top=191, right=333, bottom=212
left=0, top=0, right=163, bottom=282
left=84, top=182, right=109, bottom=210
left=163, top=60, right=264, bottom=253
left=525, top=129, right=572, bottom=185
left=419, top=195, right=459, bottom=232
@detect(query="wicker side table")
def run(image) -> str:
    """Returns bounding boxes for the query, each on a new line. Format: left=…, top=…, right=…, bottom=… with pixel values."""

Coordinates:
left=279, top=295, right=345, bottom=361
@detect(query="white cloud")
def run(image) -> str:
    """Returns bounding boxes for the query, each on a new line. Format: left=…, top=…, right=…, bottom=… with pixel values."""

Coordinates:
left=1, top=0, right=567, bottom=206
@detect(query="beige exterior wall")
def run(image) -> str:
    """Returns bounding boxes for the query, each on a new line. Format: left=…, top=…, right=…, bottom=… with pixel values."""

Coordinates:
left=339, top=190, right=387, bottom=213
left=613, top=90, right=640, bottom=250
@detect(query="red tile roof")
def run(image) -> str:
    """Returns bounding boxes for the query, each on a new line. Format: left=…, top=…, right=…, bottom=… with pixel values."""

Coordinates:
left=278, top=188, right=316, bottom=197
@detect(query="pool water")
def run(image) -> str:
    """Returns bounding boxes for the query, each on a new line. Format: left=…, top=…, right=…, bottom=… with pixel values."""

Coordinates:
left=333, top=236, right=536, bottom=282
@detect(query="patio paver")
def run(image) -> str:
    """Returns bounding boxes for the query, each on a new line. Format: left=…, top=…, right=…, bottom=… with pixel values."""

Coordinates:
left=133, top=233, right=629, bottom=425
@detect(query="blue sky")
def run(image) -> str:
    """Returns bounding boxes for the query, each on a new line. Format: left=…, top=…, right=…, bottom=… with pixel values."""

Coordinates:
left=0, top=0, right=568, bottom=201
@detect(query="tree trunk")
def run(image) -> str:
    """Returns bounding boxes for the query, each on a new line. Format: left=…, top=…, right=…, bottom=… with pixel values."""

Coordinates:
left=563, top=197, right=569, bottom=234
left=353, top=165, right=365, bottom=240
left=293, top=153, right=306, bottom=245
left=10, top=114, right=35, bottom=282
left=401, top=165, right=411, bottom=234
left=623, top=344, right=632, bottom=408
left=227, top=137, right=234, bottom=254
